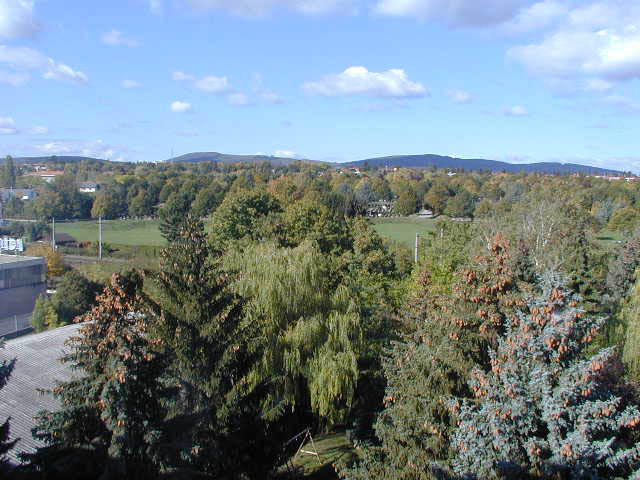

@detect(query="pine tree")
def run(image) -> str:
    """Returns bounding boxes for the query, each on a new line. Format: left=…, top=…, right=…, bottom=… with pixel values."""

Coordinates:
left=0, top=340, right=17, bottom=469
left=448, top=274, right=640, bottom=479
left=32, top=272, right=168, bottom=478
left=150, top=215, right=278, bottom=478
left=623, top=271, right=640, bottom=381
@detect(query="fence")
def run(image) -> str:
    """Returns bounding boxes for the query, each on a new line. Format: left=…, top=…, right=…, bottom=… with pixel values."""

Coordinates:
left=0, top=313, right=33, bottom=339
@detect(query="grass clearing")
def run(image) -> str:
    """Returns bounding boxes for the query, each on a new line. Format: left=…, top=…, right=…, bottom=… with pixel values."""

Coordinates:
left=371, top=217, right=439, bottom=249
left=285, top=430, right=357, bottom=480
left=56, top=219, right=164, bottom=247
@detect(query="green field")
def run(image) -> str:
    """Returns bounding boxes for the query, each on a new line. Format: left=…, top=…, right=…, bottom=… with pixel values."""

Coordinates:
left=372, top=217, right=439, bottom=249
left=56, top=219, right=165, bottom=247
left=284, top=430, right=356, bottom=480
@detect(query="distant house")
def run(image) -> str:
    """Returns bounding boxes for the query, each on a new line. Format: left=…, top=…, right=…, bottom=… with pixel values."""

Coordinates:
left=78, top=182, right=100, bottom=193
left=27, top=170, right=64, bottom=183
left=366, top=200, right=394, bottom=217
left=0, top=188, right=39, bottom=202
left=417, top=208, right=435, bottom=218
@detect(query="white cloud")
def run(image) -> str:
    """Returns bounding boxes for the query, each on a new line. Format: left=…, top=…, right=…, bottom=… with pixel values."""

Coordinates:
left=227, top=92, right=250, bottom=105
left=508, top=2, right=640, bottom=90
left=183, top=0, right=356, bottom=17
left=121, top=79, right=142, bottom=88
left=34, top=139, right=127, bottom=161
left=303, top=66, right=428, bottom=98
left=172, top=71, right=195, bottom=81
left=260, top=91, right=284, bottom=104
left=171, top=100, right=192, bottom=113
left=584, top=78, right=613, bottom=92
left=102, top=29, right=140, bottom=47
left=446, top=88, right=472, bottom=103
left=0, top=44, right=45, bottom=69
left=604, top=94, right=640, bottom=113
left=504, top=105, right=529, bottom=116
left=43, top=59, right=88, bottom=84
left=27, top=125, right=48, bottom=134
left=0, top=116, right=17, bottom=134
left=0, top=69, right=28, bottom=85
left=0, top=45, right=87, bottom=84
left=0, top=0, right=39, bottom=38
left=503, top=0, right=567, bottom=33
left=274, top=149, right=298, bottom=158
left=195, top=75, right=230, bottom=93
left=373, top=0, right=532, bottom=26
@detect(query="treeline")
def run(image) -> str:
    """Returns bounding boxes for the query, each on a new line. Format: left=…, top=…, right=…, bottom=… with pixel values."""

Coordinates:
left=4, top=156, right=640, bottom=235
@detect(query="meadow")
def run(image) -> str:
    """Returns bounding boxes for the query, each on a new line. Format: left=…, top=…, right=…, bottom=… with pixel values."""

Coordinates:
left=55, top=219, right=165, bottom=247
left=371, top=217, right=439, bottom=249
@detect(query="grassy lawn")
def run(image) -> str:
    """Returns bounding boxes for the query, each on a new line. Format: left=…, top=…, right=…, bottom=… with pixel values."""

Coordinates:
left=594, top=230, right=625, bottom=251
left=371, top=217, right=440, bottom=249
left=56, top=219, right=165, bottom=247
left=284, top=430, right=357, bottom=480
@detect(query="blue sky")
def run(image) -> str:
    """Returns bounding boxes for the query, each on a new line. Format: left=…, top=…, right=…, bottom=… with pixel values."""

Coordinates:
left=1, top=0, right=640, bottom=171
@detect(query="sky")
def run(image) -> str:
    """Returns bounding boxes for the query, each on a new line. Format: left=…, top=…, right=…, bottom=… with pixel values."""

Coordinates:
left=1, top=0, right=640, bottom=171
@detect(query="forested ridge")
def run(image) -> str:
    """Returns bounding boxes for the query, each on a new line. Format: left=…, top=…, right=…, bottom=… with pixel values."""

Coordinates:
left=2, top=156, right=640, bottom=479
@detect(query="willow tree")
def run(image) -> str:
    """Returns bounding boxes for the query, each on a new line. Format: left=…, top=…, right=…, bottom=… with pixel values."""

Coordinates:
left=225, top=241, right=363, bottom=426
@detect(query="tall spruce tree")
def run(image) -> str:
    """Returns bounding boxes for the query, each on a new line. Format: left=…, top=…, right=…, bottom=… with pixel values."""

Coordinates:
left=32, top=272, right=168, bottom=478
left=150, top=215, right=277, bottom=478
left=448, top=274, right=640, bottom=479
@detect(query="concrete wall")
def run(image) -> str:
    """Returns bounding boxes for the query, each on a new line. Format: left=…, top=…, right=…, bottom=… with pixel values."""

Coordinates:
left=0, top=282, right=46, bottom=318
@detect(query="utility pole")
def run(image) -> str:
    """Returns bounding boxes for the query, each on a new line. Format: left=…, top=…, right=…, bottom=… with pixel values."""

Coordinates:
left=98, top=216, right=102, bottom=260
left=415, top=233, right=420, bottom=264
left=51, top=217, right=56, bottom=250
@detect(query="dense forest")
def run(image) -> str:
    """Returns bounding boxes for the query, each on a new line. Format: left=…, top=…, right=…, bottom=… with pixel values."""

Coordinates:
left=2, top=154, right=640, bottom=479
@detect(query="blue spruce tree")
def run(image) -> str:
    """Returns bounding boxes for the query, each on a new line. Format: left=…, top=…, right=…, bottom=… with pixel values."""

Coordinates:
left=449, top=273, right=640, bottom=479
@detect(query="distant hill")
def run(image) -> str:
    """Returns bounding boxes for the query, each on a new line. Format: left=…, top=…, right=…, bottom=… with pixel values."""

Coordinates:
left=343, top=154, right=625, bottom=175
left=3, top=152, right=628, bottom=176
left=166, top=152, right=320, bottom=166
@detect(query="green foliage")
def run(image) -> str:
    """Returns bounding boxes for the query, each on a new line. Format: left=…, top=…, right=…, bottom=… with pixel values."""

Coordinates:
left=608, top=207, right=640, bottom=233
left=394, top=189, right=419, bottom=216
left=209, top=188, right=281, bottom=246
left=50, top=270, right=102, bottom=325
left=443, top=189, right=474, bottom=218
left=159, top=191, right=193, bottom=242
left=226, top=241, right=363, bottom=426
left=277, top=198, right=352, bottom=254
left=0, top=155, right=17, bottom=188
left=31, top=295, right=58, bottom=332
left=623, top=271, right=640, bottom=382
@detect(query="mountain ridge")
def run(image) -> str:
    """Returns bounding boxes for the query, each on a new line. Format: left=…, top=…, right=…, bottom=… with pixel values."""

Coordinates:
left=2, top=153, right=627, bottom=175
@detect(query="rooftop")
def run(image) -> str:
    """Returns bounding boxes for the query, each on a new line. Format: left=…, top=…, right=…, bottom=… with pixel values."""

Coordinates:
left=0, top=255, right=43, bottom=266
left=0, top=323, right=83, bottom=465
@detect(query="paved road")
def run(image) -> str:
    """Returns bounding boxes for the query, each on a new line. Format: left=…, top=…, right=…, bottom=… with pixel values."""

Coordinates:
left=0, top=313, right=33, bottom=338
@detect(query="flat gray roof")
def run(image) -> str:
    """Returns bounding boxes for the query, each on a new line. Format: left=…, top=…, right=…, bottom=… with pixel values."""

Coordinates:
left=0, top=255, right=45, bottom=268
left=0, top=323, right=83, bottom=465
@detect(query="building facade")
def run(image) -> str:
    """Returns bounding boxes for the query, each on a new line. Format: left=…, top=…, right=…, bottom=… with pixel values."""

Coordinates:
left=0, top=255, right=47, bottom=319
